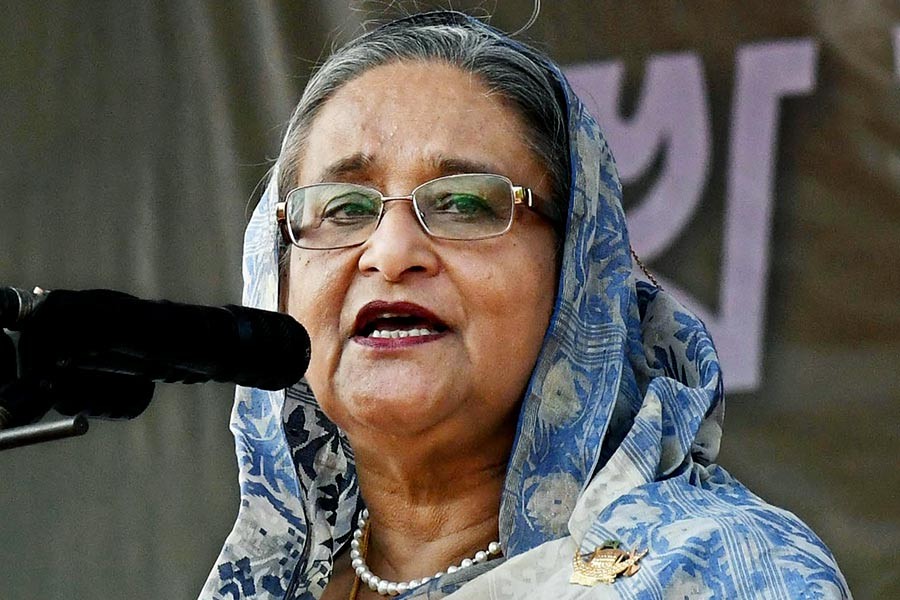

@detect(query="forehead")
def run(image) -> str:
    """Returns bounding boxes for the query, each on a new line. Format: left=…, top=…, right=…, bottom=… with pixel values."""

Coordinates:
left=298, top=60, right=547, bottom=190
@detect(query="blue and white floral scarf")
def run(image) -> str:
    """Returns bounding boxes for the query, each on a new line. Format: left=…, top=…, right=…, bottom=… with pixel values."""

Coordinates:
left=202, top=12, right=850, bottom=600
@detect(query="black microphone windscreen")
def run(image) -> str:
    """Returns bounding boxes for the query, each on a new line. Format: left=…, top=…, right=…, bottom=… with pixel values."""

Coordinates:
left=50, top=371, right=155, bottom=421
left=0, top=288, right=22, bottom=329
left=224, top=304, right=312, bottom=390
left=18, top=290, right=310, bottom=391
left=0, top=331, right=16, bottom=385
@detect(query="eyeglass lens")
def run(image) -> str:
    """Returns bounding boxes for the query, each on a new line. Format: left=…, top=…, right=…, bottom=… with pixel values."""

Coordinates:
left=285, top=174, right=516, bottom=249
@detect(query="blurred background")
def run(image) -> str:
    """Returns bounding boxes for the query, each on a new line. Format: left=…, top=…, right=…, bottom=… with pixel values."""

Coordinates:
left=1, top=1, right=897, bottom=598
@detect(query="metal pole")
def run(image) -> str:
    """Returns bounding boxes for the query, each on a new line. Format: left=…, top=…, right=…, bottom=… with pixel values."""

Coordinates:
left=0, top=415, right=89, bottom=451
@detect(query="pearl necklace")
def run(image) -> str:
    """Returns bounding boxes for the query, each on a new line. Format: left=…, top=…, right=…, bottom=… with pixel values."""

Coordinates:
left=349, top=509, right=502, bottom=597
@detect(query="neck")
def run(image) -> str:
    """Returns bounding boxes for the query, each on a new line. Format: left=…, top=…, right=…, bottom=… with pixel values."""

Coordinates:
left=348, top=422, right=513, bottom=582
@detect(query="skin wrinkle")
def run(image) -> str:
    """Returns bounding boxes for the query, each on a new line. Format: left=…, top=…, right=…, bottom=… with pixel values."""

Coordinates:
left=285, top=61, right=558, bottom=599
left=313, top=153, right=504, bottom=188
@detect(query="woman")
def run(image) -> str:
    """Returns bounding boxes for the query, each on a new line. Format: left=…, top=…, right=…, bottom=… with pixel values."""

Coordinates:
left=203, top=11, right=850, bottom=599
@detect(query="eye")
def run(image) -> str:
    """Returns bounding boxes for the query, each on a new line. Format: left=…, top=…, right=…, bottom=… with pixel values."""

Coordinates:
left=321, top=192, right=380, bottom=222
left=431, top=193, right=495, bottom=217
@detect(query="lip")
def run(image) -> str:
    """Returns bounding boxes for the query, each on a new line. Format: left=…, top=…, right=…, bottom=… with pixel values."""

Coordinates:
left=352, top=300, right=449, bottom=348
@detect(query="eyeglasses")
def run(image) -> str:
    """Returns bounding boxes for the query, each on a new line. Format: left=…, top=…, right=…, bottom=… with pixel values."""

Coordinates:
left=276, top=173, right=560, bottom=250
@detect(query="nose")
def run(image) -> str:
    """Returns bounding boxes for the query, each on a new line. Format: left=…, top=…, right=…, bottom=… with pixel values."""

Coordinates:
left=357, top=200, right=440, bottom=282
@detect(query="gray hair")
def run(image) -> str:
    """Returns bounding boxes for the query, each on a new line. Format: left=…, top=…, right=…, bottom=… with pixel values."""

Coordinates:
left=274, top=13, right=570, bottom=218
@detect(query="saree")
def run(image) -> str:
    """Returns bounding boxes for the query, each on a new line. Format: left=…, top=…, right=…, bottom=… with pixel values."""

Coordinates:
left=202, top=12, right=850, bottom=600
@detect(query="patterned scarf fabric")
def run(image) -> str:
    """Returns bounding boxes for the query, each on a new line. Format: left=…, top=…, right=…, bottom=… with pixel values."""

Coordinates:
left=202, top=12, right=850, bottom=600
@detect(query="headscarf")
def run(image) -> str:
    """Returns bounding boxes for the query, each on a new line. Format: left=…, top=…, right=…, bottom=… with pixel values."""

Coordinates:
left=202, top=12, right=850, bottom=600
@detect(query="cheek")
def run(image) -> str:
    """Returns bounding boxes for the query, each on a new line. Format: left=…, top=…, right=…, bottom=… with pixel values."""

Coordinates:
left=288, top=253, right=340, bottom=317
left=507, top=244, right=557, bottom=356
left=501, top=232, right=557, bottom=307
left=286, top=253, right=349, bottom=376
left=506, top=274, right=555, bottom=351
left=466, top=240, right=557, bottom=359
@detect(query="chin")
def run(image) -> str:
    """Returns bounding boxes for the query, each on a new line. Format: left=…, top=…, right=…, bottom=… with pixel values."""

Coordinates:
left=333, top=387, right=456, bottom=435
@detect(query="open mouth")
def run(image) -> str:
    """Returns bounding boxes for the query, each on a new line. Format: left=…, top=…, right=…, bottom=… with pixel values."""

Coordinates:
left=354, top=302, right=449, bottom=341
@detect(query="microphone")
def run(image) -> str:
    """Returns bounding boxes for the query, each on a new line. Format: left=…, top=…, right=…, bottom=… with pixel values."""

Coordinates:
left=0, top=371, right=156, bottom=428
left=0, top=330, right=15, bottom=384
left=0, top=286, right=46, bottom=329
left=9, top=287, right=311, bottom=391
left=1, top=290, right=158, bottom=428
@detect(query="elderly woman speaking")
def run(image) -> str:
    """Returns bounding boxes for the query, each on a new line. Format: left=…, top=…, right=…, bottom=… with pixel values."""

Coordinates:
left=202, top=11, right=849, bottom=600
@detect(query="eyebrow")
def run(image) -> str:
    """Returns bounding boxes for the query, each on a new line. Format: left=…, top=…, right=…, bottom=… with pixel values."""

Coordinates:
left=314, top=153, right=502, bottom=183
left=431, top=155, right=499, bottom=176
left=316, top=153, right=375, bottom=182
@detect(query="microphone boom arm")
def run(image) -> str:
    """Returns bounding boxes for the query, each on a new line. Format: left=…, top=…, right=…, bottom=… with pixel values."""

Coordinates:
left=0, top=414, right=89, bottom=451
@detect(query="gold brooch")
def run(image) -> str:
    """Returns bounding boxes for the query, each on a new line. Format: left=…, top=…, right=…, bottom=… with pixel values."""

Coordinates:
left=570, top=540, right=648, bottom=586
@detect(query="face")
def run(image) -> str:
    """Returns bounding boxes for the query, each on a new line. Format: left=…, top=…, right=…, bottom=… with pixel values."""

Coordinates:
left=285, top=61, right=559, bottom=452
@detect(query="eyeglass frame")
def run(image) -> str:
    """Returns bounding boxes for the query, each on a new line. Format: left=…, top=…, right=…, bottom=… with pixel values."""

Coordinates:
left=275, top=173, right=563, bottom=250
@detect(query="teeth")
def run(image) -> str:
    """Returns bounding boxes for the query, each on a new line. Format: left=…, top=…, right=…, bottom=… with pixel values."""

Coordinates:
left=368, top=328, right=438, bottom=339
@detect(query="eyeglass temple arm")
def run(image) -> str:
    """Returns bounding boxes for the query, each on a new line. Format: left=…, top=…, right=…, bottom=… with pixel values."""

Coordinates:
left=275, top=201, right=291, bottom=243
left=513, top=187, right=564, bottom=226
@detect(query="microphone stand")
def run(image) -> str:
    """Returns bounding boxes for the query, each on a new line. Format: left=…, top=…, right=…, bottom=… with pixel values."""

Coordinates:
left=0, top=374, right=153, bottom=452
left=0, top=290, right=89, bottom=450
left=0, top=328, right=154, bottom=450
left=0, top=377, right=91, bottom=451
left=0, top=413, right=89, bottom=451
